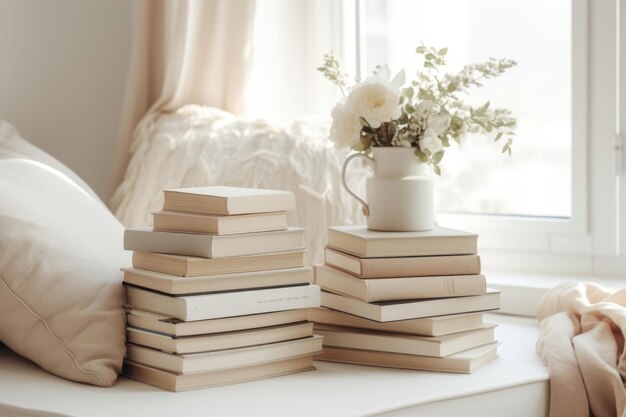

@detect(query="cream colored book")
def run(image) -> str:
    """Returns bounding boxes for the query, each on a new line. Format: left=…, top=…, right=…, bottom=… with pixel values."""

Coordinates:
left=123, top=267, right=311, bottom=295
left=153, top=210, right=288, bottom=235
left=325, top=248, right=481, bottom=278
left=314, top=323, right=496, bottom=357
left=132, top=250, right=305, bottom=277
left=321, top=289, right=500, bottom=322
left=314, top=265, right=486, bottom=302
left=327, top=225, right=478, bottom=258
left=126, top=335, right=323, bottom=374
left=127, top=309, right=309, bottom=337
left=127, top=322, right=313, bottom=354
left=124, top=227, right=305, bottom=258
left=308, top=308, right=484, bottom=337
left=162, top=186, right=296, bottom=215
left=316, top=342, right=498, bottom=374
left=125, top=356, right=315, bottom=392
left=126, top=285, right=321, bottom=321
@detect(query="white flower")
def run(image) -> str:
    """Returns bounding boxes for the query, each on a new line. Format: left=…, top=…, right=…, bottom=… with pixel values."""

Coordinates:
left=346, top=76, right=401, bottom=128
left=329, top=99, right=362, bottom=149
left=419, top=128, right=444, bottom=154
left=416, top=100, right=434, bottom=122
left=429, top=113, right=451, bottom=135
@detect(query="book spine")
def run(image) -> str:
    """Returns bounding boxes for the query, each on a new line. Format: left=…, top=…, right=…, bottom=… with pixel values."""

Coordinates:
left=365, top=275, right=486, bottom=302
left=124, top=230, right=214, bottom=257
left=361, top=255, right=481, bottom=278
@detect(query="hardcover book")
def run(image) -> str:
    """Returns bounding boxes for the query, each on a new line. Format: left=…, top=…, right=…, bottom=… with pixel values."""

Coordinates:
left=314, top=323, right=496, bottom=357
left=153, top=210, right=288, bottom=235
left=316, top=342, right=498, bottom=374
left=122, top=266, right=311, bottom=295
left=326, top=225, right=478, bottom=258
left=125, top=355, right=315, bottom=392
left=127, top=322, right=313, bottom=354
left=324, top=248, right=481, bottom=278
left=126, top=335, right=323, bottom=374
left=314, top=265, right=486, bottom=302
left=126, top=284, right=321, bottom=321
left=126, top=309, right=309, bottom=337
left=321, top=289, right=500, bottom=322
left=124, top=227, right=305, bottom=258
left=132, top=250, right=305, bottom=277
left=162, top=186, right=296, bottom=215
left=308, top=308, right=484, bottom=337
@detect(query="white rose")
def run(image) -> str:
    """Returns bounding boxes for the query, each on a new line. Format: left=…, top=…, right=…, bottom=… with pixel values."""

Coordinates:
left=329, top=99, right=362, bottom=149
left=346, top=76, right=401, bottom=128
left=429, top=113, right=451, bottom=135
left=419, top=127, right=444, bottom=154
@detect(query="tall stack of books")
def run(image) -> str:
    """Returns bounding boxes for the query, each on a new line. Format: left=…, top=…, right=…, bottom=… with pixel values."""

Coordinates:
left=121, top=186, right=322, bottom=391
left=312, top=225, right=500, bottom=373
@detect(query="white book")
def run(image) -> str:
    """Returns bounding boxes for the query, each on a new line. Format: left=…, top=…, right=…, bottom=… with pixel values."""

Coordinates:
left=126, top=284, right=321, bottom=321
left=321, top=289, right=500, bottom=322
left=126, top=335, right=323, bottom=374
left=124, top=227, right=305, bottom=258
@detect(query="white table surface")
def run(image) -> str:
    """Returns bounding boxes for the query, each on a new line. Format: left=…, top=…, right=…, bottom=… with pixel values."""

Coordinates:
left=0, top=314, right=549, bottom=417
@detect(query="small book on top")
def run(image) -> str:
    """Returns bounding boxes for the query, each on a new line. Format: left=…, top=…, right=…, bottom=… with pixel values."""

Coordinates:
left=327, top=225, right=478, bottom=258
left=132, top=250, right=305, bottom=277
left=314, top=265, right=486, bottom=302
left=124, top=227, right=305, bottom=258
left=324, top=248, right=481, bottom=278
left=162, top=186, right=296, bottom=215
left=122, top=266, right=311, bottom=295
left=153, top=210, right=288, bottom=235
left=316, top=342, right=498, bottom=374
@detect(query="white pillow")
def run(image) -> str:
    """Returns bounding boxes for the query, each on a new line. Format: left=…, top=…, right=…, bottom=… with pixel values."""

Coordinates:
left=0, top=120, right=102, bottom=203
left=0, top=157, right=129, bottom=386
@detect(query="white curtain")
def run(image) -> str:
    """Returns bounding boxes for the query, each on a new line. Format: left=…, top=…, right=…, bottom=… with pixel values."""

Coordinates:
left=109, top=0, right=256, bottom=208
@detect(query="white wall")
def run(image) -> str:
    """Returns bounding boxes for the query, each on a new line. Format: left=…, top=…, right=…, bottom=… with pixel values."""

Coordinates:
left=0, top=0, right=133, bottom=200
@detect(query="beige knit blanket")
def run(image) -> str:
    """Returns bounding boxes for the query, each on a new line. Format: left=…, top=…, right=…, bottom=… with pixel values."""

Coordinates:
left=537, top=282, right=626, bottom=417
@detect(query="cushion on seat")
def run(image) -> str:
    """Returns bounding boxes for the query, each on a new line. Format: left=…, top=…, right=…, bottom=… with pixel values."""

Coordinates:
left=0, top=148, right=129, bottom=386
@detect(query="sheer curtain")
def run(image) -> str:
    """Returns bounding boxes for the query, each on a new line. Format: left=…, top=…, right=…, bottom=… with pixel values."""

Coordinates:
left=109, top=0, right=255, bottom=208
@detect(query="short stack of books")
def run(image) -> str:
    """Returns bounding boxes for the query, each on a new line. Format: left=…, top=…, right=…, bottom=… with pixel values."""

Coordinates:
left=311, top=225, right=500, bottom=373
left=121, top=186, right=323, bottom=391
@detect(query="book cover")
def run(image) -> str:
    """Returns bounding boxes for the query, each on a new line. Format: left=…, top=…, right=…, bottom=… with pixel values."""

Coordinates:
left=314, top=264, right=486, bottom=302
left=324, top=248, right=481, bottom=278
left=153, top=210, right=288, bottom=235
left=124, top=227, right=305, bottom=258
left=327, top=225, right=478, bottom=258
left=163, top=186, right=296, bottom=215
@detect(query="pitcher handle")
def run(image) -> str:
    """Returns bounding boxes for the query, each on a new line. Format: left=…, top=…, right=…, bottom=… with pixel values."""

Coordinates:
left=341, top=152, right=376, bottom=217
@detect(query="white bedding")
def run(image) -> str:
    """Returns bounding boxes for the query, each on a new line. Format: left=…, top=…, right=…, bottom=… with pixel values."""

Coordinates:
left=111, top=105, right=368, bottom=264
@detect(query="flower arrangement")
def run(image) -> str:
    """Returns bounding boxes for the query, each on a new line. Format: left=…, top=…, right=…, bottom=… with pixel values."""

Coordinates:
left=318, top=45, right=518, bottom=174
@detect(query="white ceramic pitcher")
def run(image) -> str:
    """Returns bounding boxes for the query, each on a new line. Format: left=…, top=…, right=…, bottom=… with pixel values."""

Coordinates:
left=341, top=147, right=434, bottom=232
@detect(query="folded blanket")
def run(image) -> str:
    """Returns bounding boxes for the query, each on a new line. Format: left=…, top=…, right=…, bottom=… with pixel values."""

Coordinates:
left=536, top=282, right=626, bottom=417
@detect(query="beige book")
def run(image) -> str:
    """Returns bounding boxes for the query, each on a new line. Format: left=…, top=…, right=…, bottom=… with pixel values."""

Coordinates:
left=325, top=248, right=481, bottom=278
left=132, top=250, right=305, bottom=277
left=124, top=227, right=305, bottom=258
left=127, top=322, right=314, bottom=354
left=327, top=225, right=477, bottom=258
left=126, top=335, right=323, bottom=374
left=125, top=356, right=315, bottom=392
left=316, top=342, right=498, bottom=374
left=153, top=210, right=288, bottom=235
left=123, top=267, right=311, bottom=295
left=308, top=308, right=484, bottom=337
left=127, top=309, right=309, bottom=337
left=162, top=186, right=296, bottom=215
left=314, top=265, right=486, bottom=302
left=126, top=284, right=321, bottom=321
left=321, top=289, right=500, bottom=322
left=314, top=323, right=496, bottom=357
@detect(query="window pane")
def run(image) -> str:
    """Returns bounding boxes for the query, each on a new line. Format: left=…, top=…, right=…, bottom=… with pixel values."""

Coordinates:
left=364, top=0, right=572, bottom=218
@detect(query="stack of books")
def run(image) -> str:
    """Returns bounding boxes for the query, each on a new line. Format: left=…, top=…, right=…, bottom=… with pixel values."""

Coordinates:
left=311, top=225, right=500, bottom=373
left=121, top=186, right=323, bottom=391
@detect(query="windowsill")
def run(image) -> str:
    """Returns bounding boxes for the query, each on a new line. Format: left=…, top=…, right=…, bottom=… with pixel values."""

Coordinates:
left=487, top=269, right=626, bottom=317
left=0, top=314, right=548, bottom=417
